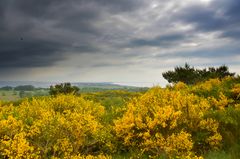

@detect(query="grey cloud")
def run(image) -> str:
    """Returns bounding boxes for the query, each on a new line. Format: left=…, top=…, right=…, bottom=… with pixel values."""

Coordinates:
left=0, top=37, right=65, bottom=67
left=54, top=9, right=100, bottom=34
left=178, top=5, right=226, bottom=31
left=14, top=0, right=145, bottom=19
left=0, top=0, right=105, bottom=69
left=70, top=44, right=100, bottom=53
left=156, top=46, right=240, bottom=59
left=129, top=33, right=187, bottom=47
left=96, top=0, right=146, bottom=12
left=216, top=0, right=240, bottom=21
left=90, top=61, right=136, bottom=68
left=221, top=30, right=240, bottom=39
left=0, top=0, right=148, bottom=70
left=177, top=0, right=240, bottom=39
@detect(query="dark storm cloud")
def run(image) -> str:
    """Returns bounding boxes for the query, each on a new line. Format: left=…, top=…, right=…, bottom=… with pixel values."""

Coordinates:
left=54, top=9, right=100, bottom=34
left=221, top=30, right=240, bottom=39
left=130, top=33, right=186, bottom=47
left=14, top=0, right=145, bottom=19
left=219, top=0, right=240, bottom=21
left=178, top=5, right=226, bottom=31
left=0, top=36, right=65, bottom=67
left=178, top=0, right=240, bottom=39
left=96, top=0, right=146, bottom=12
left=0, top=1, right=95, bottom=68
left=0, top=1, right=8, bottom=31
left=0, top=0, right=147, bottom=70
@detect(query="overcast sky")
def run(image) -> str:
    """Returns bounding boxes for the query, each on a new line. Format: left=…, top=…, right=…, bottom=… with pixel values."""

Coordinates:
left=1, top=0, right=240, bottom=86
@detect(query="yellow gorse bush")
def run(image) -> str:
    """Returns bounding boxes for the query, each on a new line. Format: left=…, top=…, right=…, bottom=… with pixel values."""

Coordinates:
left=114, top=86, right=222, bottom=158
left=231, top=84, right=240, bottom=99
left=0, top=95, right=109, bottom=158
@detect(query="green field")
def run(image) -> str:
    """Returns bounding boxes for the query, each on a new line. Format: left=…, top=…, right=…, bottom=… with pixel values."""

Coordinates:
left=0, top=90, right=20, bottom=101
left=0, top=89, right=49, bottom=101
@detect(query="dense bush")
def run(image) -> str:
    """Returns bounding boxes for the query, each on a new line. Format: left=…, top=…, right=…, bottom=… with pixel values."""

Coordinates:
left=49, top=83, right=80, bottom=96
left=0, top=95, right=111, bottom=158
left=114, top=87, right=220, bottom=158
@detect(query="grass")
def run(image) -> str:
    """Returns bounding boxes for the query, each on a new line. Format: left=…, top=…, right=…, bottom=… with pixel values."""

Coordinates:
left=0, top=90, right=20, bottom=101
left=204, top=151, right=231, bottom=159
left=204, top=143, right=240, bottom=159
left=0, top=90, right=49, bottom=101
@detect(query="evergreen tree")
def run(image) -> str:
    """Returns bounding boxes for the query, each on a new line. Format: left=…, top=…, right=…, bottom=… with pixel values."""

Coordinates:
left=162, top=63, right=235, bottom=85
left=49, top=83, right=79, bottom=96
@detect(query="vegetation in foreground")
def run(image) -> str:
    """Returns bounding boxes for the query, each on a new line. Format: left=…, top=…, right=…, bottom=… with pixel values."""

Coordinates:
left=0, top=75, right=240, bottom=158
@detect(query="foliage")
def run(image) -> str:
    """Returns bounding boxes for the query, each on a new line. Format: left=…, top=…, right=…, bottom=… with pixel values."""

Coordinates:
left=114, top=87, right=220, bottom=158
left=82, top=90, right=142, bottom=108
left=14, top=85, right=35, bottom=91
left=0, top=90, right=49, bottom=102
left=0, top=86, right=13, bottom=91
left=204, top=150, right=231, bottom=159
left=163, top=63, right=198, bottom=85
left=0, top=95, right=111, bottom=158
left=81, top=90, right=143, bottom=126
left=49, top=83, right=80, bottom=96
left=0, top=91, right=20, bottom=101
left=162, top=63, right=235, bottom=85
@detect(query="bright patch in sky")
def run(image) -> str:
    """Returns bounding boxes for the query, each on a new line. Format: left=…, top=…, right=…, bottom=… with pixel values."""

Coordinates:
left=151, top=2, right=159, bottom=8
left=200, top=0, right=212, bottom=3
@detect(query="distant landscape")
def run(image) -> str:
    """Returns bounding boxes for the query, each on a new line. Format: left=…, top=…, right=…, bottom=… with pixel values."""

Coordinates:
left=0, top=81, right=144, bottom=88
left=0, top=81, right=148, bottom=101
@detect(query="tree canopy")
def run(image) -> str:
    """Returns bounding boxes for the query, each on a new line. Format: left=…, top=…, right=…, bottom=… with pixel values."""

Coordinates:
left=0, top=86, right=13, bottom=91
left=14, top=85, right=35, bottom=91
left=162, top=63, right=235, bottom=85
left=49, top=83, right=79, bottom=95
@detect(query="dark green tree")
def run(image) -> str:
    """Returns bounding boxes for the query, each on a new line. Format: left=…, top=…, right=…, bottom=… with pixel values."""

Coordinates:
left=162, top=63, right=198, bottom=85
left=215, top=65, right=235, bottom=78
left=14, top=85, right=35, bottom=91
left=162, top=63, right=235, bottom=85
left=197, top=65, right=235, bottom=81
left=0, top=86, right=13, bottom=91
left=19, top=90, right=25, bottom=98
left=49, top=83, right=79, bottom=96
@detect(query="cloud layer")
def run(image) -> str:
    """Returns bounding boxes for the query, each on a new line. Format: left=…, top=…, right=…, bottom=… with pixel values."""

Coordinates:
left=0, top=0, right=240, bottom=86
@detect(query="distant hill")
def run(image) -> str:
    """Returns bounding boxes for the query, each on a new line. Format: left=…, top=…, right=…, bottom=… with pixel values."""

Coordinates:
left=0, top=81, right=55, bottom=88
left=0, top=81, right=147, bottom=90
left=73, top=82, right=136, bottom=89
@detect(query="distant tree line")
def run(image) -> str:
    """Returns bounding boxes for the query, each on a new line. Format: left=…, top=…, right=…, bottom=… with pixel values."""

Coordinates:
left=162, top=63, right=235, bottom=85
left=0, top=85, right=36, bottom=91
left=15, top=85, right=35, bottom=91
left=0, top=86, right=13, bottom=91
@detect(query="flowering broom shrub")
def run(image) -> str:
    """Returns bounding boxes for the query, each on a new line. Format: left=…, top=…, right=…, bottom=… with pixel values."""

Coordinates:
left=114, top=86, right=222, bottom=158
left=0, top=95, right=111, bottom=158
